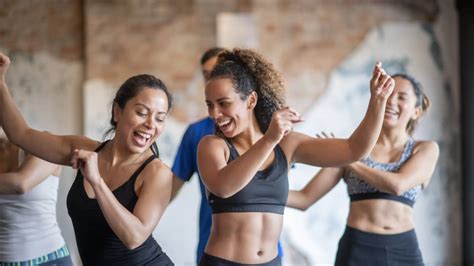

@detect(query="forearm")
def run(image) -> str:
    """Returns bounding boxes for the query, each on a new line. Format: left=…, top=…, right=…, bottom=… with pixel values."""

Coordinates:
left=93, top=179, right=151, bottom=249
left=287, top=167, right=342, bottom=210
left=205, top=136, right=276, bottom=198
left=0, top=156, right=60, bottom=194
left=169, top=175, right=185, bottom=201
left=350, top=163, right=401, bottom=195
left=0, top=85, right=75, bottom=165
left=348, top=97, right=386, bottom=160
left=0, top=84, right=30, bottom=144
left=287, top=191, right=311, bottom=210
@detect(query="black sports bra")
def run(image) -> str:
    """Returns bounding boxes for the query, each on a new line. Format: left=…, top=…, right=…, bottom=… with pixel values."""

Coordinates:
left=208, top=139, right=289, bottom=214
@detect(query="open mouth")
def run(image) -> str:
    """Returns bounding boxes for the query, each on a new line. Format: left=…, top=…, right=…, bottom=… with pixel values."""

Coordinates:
left=384, top=109, right=399, bottom=119
left=217, top=119, right=232, bottom=132
left=133, top=130, right=152, bottom=147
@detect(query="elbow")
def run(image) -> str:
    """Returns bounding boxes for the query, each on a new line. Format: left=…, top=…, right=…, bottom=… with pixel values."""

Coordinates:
left=212, top=189, right=235, bottom=199
left=356, top=152, right=369, bottom=162
left=387, top=183, right=406, bottom=196
left=287, top=194, right=312, bottom=211
left=9, top=130, right=29, bottom=148
left=123, top=236, right=147, bottom=250
left=125, top=242, right=141, bottom=250
left=206, top=182, right=237, bottom=198
left=348, top=140, right=372, bottom=162
left=351, top=149, right=370, bottom=162
left=12, top=182, right=31, bottom=194
left=297, top=204, right=310, bottom=211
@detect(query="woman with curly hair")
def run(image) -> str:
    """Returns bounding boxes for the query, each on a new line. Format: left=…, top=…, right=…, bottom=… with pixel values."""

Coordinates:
left=197, top=48, right=395, bottom=266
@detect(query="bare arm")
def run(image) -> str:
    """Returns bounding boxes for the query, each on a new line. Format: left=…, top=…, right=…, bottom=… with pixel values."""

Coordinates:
left=0, top=53, right=96, bottom=165
left=72, top=149, right=172, bottom=249
left=170, top=174, right=185, bottom=201
left=287, top=167, right=343, bottom=211
left=287, top=63, right=394, bottom=167
left=0, top=154, right=61, bottom=194
left=197, top=107, right=303, bottom=198
left=347, top=141, right=439, bottom=195
left=197, top=135, right=277, bottom=198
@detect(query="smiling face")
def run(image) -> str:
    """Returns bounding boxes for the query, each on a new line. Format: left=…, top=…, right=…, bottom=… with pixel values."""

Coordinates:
left=205, top=78, right=256, bottom=138
left=383, top=76, right=421, bottom=133
left=113, top=87, right=169, bottom=154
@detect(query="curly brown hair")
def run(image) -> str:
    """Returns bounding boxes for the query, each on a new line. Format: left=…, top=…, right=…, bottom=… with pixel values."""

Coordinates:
left=209, top=48, right=286, bottom=135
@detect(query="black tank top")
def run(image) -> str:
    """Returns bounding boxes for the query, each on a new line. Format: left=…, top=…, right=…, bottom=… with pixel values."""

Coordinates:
left=208, top=139, right=289, bottom=214
left=66, top=141, right=173, bottom=265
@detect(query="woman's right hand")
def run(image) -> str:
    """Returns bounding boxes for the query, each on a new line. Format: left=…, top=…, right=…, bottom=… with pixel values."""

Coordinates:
left=71, top=149, right=102, bottom=187
left=370, top=62, right=394, bottom=101
left=0, top=53, right=11, bottom=85
left=265, top=107, right=304, bottom=144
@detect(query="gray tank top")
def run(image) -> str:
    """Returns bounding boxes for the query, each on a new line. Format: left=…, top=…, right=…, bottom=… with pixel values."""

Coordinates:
left=344, top=139, right=422, bottom=207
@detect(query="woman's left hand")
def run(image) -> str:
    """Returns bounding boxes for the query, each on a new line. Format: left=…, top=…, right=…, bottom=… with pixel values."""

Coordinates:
left=71, top=149, right=102, bottom=186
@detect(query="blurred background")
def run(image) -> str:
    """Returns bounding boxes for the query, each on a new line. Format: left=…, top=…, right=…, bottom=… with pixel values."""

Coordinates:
left=0, top=0, right=471, bottom=265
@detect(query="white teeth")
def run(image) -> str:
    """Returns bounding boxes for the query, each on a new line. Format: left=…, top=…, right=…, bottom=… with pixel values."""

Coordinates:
left=218, top=120, right=231, bottom=127
left=136, top=131, right=151, bottom=139
left=385, top=109, right=398, bottom=115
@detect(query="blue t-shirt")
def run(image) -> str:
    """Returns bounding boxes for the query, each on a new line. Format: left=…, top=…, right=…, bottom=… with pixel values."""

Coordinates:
left=172, top=117, right=283, bottom=264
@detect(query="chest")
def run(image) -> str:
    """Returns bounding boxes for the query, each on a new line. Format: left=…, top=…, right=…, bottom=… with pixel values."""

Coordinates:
left=82, top=160, right=144, bottom=199
left=370, top=145, right=406, bottom=164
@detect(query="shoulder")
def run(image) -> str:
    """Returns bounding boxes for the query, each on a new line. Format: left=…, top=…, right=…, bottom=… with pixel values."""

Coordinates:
left=199, top=135, right=227, bottom=149
left=413, top=140, right=439, bottom=159
left=197, top=135, right=230, bottom=161
left=142, top=158, right=173, bottom=185
left=413, top=140, right=439, bottom=152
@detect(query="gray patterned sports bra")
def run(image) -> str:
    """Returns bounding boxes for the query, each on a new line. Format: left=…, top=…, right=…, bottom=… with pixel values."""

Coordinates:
left=344, top=139, right=422, bottom=207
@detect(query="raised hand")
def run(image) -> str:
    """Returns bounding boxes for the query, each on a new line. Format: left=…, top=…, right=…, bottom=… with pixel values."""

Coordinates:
left=265, top=107, right=304, bottom=144
left=71, top=149, right=102, bottom=186
left=0, top=53, right=11, bottom=84
left=370, top=62, right=394, bottom=101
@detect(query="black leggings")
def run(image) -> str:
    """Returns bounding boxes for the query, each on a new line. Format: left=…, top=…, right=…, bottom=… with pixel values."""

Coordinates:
left=199, top=253, right=281, bottom=266
left=335, top=226, right=424, bottom=266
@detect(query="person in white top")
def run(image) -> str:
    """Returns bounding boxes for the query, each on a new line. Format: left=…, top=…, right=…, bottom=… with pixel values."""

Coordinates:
left=0, top=129, right=73, bottom=266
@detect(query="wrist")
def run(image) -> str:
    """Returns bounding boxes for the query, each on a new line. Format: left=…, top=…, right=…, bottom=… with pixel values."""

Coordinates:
left=368, top=94, right=386, bottom=106
left=261, top=133, right=279, bottom=147
left=91, top=176, right=105, bottom=191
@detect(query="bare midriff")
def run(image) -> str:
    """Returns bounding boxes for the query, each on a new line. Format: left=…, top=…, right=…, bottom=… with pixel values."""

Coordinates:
left=205, top=212, right=282, bottom=264
left=348, top=199, right=414, bottom=234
